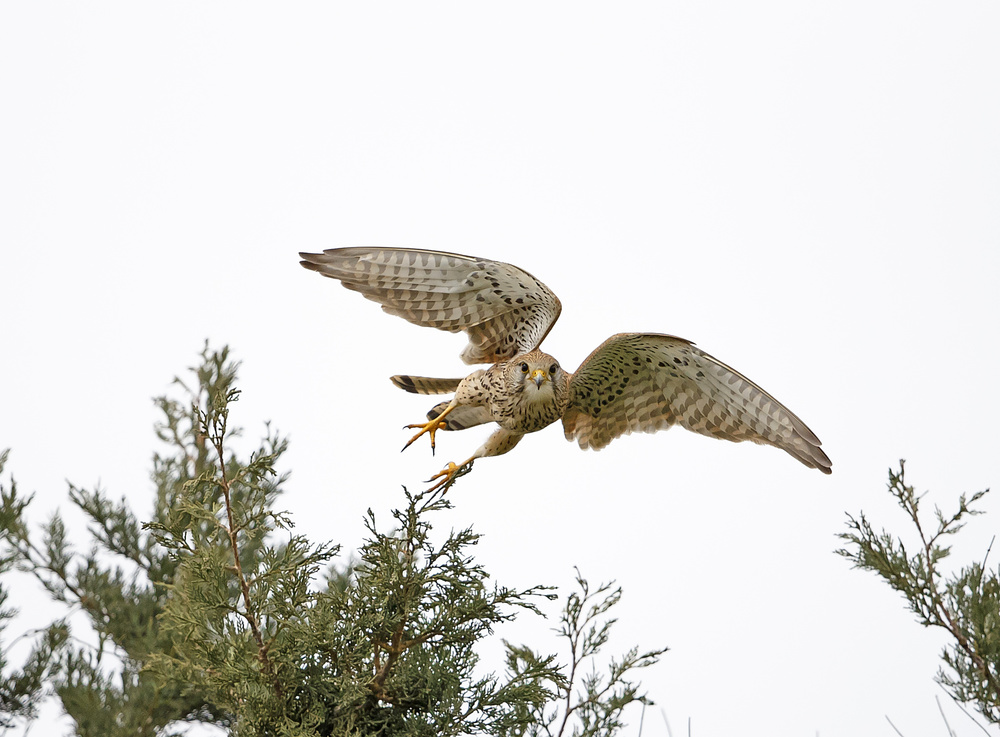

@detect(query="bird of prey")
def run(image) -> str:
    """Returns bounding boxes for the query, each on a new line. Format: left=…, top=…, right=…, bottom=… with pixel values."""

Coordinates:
left=300, top=248, right=831, bottom=490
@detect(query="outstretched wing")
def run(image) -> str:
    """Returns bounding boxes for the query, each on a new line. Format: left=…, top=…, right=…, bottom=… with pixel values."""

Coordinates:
left=562, top=333, right=831, bottom=473
left=300, top=248, right=561, bottom=364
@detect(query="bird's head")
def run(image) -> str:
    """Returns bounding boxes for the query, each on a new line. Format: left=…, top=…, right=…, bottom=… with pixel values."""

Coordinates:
left=506, top=350, right=567, bottom=401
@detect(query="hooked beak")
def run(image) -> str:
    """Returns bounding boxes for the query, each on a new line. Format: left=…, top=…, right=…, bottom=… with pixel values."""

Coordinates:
left=530, top=368, right=548, bottom=388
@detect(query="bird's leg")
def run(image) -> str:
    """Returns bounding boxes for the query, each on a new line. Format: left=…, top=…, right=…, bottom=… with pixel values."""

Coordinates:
left=422, top=428, right=524, bottom=493
left=402, top=400, right=458, bottom=455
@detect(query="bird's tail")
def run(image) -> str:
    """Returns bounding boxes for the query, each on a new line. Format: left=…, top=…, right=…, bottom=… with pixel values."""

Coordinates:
left=391, top=375, right=492, bottom=431
left=390, top=375, right=462, bottom=395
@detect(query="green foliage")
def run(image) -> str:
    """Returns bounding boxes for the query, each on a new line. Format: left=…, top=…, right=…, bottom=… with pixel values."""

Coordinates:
left=0, top=346, right=243, bottom=736
left=0, top=345, right=666, bottom=736
left=0, top=451, right=70, bottom=729
left=839, top=461, right=1000, bottom=724
left=517, top=570, right=668, bottom=737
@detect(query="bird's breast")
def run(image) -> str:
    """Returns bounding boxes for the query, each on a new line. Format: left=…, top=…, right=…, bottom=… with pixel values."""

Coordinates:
left=490, top=388, right=564, bottom=433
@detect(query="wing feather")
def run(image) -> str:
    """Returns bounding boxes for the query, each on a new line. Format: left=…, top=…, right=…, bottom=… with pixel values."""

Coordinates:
left=563, top=333, right=831, bottom=473
left=300, top=248, right=561, bottom=364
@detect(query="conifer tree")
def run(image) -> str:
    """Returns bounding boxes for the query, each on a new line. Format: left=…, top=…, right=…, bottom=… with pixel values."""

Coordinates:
left=839, top=462, right=1000, bottom=725
left=0, top=345, right=666, bottom=736
left=0, top=454, right=68, bottom=729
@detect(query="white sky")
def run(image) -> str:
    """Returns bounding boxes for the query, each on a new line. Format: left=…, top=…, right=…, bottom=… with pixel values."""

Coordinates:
left=1, top=3, right=999, bottom=736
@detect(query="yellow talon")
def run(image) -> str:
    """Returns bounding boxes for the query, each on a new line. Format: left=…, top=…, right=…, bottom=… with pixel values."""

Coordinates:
left=402, top=418, right=447, bottom=454
left=401, top=402, right=457, bottom=455
left=424, top=459, right=473, bottom=494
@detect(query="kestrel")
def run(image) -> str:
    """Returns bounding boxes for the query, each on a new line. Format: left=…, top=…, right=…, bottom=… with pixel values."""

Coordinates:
left=300, top=248, right=832, bottom=490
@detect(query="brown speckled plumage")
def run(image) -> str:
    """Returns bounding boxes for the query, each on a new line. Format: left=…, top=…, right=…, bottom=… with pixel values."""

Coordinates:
left=300, top=247, right=560, bottom=364
left=300, top=248, right=832, bottom=480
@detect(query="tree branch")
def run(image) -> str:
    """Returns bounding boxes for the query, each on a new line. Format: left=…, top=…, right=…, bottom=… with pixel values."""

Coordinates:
left=912, top=499, right=1000, bottom=702
left=208, top=404, right=282, bottom=700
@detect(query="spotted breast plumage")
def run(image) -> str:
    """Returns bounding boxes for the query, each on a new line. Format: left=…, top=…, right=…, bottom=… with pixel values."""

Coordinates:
left=300, top=248, right=831, bottom=490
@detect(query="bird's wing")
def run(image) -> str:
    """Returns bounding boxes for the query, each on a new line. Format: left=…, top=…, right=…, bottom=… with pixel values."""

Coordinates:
left=562, top=333, right=831, bottom=473
left=300, top=248, right=561, bottom=364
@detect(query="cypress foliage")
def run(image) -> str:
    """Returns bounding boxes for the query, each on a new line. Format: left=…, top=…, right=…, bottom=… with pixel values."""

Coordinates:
left=0, top=346, right=665, bottom=736
left=0, top=453, right=68, bottom=729
left=839, top=461, right=1000, bottom=724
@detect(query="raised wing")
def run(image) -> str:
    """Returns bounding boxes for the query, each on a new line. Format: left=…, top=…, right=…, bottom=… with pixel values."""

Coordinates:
left=562, top=333, right=831, bottom=473
left=300, top=248, right=561, bottom=364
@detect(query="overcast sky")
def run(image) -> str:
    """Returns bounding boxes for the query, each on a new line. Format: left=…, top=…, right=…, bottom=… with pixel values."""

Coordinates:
left=2, top=3, right=999, bottom=736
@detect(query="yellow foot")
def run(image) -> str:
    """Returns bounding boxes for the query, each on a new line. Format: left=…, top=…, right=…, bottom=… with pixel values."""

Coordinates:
left=424, top=460, right=472, bottom=494
left=402, top=418, right=447, bottom=455
left=402, top=402, right=457, bottom=455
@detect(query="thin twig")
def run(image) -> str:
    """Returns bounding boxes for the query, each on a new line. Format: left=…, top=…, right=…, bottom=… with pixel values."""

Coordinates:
left=936, top=682, right=992, bottom=737
left=660, top=708, right=673, bottom=737
left=555, top=607, right=581, bottom=737
left=884, top=714, right=905, bottom=737
left=209, top=408, right=282, bottom=699
left=981, top=536, right=995, bottom=570
left=367, top=528, right=421, bottom=702
left=977, top=536, right=996, bottom=592
left=911, top=493, right=1000, bottom=701
left=935, top=695, right=957, bottom=737
left=9, top=533, right=109, bottom=626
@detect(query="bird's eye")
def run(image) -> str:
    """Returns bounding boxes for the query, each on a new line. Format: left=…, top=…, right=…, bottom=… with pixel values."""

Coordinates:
left=549, top=364, right=558, bottom=374
left=520, top=362, right=529, bottom=373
